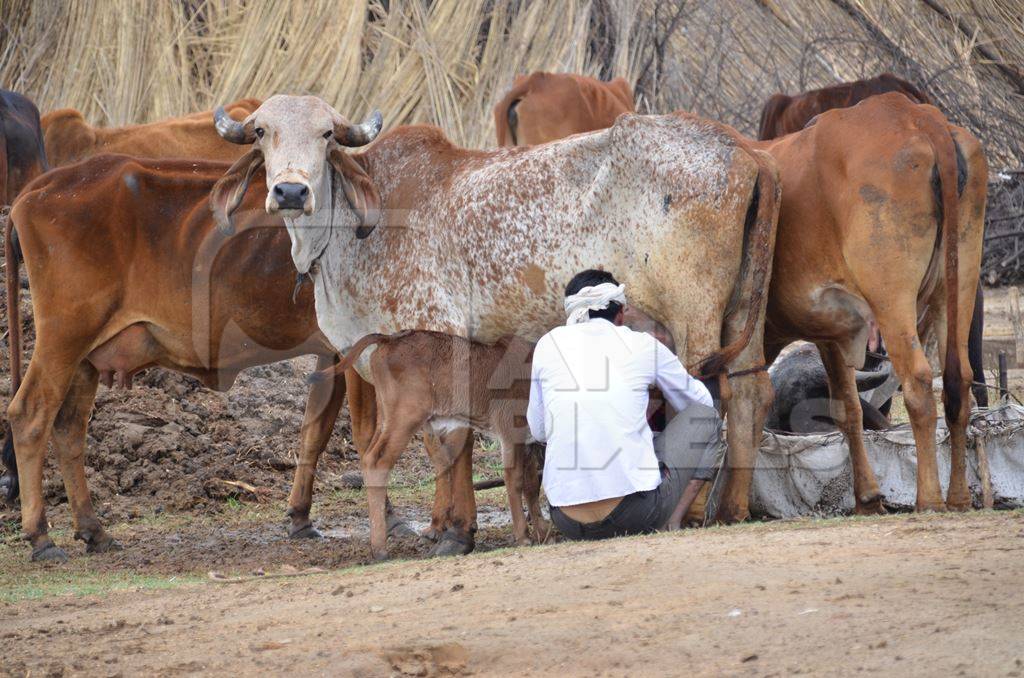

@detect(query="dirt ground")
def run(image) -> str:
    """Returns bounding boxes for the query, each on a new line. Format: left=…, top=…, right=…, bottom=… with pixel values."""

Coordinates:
left=2, top=511, right=1023, bottom=677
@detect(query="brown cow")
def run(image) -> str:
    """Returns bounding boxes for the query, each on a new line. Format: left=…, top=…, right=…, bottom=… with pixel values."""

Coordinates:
left=757, top=73, right=929, bottom=140
left=313, top=331, right=548, bottom=559
left=755, top=93, right=985, bottom=515
left=1, top=90, right=47, bottom=206
left=493, top=72, right=634, bottom=146
left=41, top=98, right=261, bottom=167
left=759, top=77, right=989, bottom=410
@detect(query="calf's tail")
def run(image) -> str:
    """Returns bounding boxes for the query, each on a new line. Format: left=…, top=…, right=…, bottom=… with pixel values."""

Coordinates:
left=308, top=334, right=388, bottom=385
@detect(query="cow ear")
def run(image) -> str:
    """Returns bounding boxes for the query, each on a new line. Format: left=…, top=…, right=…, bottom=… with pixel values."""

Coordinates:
left=328, top=147, right=380, bottom=239
left=210, top=148, right=264, bottom=235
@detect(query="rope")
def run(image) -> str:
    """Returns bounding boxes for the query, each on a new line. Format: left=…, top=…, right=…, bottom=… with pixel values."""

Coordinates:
left=727, top=364, right=768, bottom=379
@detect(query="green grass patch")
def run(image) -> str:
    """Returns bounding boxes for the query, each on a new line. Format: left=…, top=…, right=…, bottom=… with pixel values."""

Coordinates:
left=0, top=545, right=201, bottom=603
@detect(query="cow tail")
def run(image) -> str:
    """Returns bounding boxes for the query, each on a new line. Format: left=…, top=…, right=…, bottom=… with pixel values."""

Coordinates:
left=307, top=334, right=387, bottom=385
left=493, top=78, right=531, bottom=147
left=694, top=149, right=780, bottom=379
left=921, top=115, right=964, bottom=425
left=3, top=208, right=21, bottom=501
left=0, top=116, right=8, bottom=205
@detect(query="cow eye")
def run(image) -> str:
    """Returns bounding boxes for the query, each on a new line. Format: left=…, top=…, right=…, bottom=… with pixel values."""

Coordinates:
left=323, top=130, right=332, bottom=139
left=255, top=127, right=265, bottom=139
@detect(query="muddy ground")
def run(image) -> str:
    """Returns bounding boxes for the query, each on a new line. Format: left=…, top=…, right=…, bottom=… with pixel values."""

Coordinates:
left=3, top=511, right=1023, bottom=677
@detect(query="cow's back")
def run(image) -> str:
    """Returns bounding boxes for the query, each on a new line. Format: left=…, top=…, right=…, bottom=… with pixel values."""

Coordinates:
left=315, top=113, right=762, bottom=365
left=758, top=73, right=929, bottom=140
left=42, top=99, right=259, bottom=167
left=10, top=153, right=321, bottom=366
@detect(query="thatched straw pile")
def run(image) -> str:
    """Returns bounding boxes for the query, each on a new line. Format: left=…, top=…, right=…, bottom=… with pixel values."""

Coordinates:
left=1, top=0, right=1020, bottom=164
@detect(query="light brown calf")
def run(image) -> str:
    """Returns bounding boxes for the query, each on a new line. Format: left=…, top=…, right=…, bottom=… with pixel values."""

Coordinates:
left=315, top=331, right=549, bottom=560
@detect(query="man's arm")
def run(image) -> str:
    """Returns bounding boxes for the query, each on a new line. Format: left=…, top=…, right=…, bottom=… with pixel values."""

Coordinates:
left=527, top=342, right=547, bottom=442
left=653, top=340, right=713, bottom=411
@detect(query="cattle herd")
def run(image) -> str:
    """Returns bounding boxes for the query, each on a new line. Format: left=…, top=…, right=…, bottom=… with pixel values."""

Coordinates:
left=0, top=71, right=987, bottom=563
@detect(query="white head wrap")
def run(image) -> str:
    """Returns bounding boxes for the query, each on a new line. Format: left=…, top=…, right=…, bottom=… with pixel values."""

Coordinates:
left=563, top=283, right=627, bottom=325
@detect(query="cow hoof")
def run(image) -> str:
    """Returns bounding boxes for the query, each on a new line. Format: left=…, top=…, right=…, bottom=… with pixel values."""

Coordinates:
left=289, top=524, right=323, bottom=540
left=430, top=531, right=475, bottom=558
left=31, top=543, right=68, bottom=563
left=946, top=499, right=971, bottom=513
left=86, top=536, right=123, bottom=554
left=515, top=537, right=534, bottom=547
left=854, top=497, right=887, bottom=516
left=916, top=501, right=947, bottom=513
left=371, top=550, right=389, bottom=563
left=386, top=518, right=418, bottom=540
left=419, top=526, right=444, bottom=543
left=713, top=507, right=750, bottom=525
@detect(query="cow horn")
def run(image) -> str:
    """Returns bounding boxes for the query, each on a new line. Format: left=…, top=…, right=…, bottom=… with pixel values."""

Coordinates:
left=334, top=110, right=383, bottom=147
left=214, top=106, right=256, bottom=145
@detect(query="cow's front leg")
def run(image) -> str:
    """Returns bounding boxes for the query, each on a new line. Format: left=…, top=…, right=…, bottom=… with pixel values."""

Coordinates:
left=287, top=354, right=347, bottom=539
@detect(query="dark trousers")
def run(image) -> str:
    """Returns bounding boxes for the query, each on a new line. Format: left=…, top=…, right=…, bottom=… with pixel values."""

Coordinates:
left=550, top=403, right=722, bottom=540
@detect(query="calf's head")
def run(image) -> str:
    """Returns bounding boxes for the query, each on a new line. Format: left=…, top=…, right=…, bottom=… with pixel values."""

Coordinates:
left=210, top=95, right=382, bottom=269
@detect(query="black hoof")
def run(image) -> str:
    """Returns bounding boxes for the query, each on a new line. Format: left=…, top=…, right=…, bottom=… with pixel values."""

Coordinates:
left=289, top=524, right=323, bottom=540
left=387, top=518, right=418, bottom=539
left=31, top=543, right=68, bottom=563
left=419, top=526, right=443, bottom=543
left=86, top=537, right=123, bottom=554
left=429, top=531, right=475, bottom=558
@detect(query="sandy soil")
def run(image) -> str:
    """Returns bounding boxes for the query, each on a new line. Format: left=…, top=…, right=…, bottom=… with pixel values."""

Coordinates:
left=3, top=511, right=1023, bottom=677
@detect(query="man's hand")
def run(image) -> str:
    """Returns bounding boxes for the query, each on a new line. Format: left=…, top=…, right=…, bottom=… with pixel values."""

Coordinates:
left=665, top=478, right=706, bottom=531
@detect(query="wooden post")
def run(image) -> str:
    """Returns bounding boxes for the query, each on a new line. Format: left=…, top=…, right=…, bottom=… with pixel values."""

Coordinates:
left=1010, top=287, right=1024, bottom=365
left=998, top=351, right=1008, bottom=400
left=976, top=437, right=994, bottom=510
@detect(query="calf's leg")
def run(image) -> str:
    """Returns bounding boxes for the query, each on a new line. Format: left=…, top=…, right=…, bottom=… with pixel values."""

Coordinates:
left=361, top=418, right=420, bottom=561
left=431, top=429, right=476, bottom=557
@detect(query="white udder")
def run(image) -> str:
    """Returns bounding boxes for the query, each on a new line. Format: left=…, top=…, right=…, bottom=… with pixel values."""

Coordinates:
left=427, top=416, right=472, bottom=437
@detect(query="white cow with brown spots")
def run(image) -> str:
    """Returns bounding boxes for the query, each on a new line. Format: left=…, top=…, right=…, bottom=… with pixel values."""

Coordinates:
left=212, top=95, right=781, bottom=549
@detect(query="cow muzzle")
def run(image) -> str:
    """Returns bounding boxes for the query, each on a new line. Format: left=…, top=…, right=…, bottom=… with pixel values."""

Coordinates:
left=270, top=182, right=313, bottom=213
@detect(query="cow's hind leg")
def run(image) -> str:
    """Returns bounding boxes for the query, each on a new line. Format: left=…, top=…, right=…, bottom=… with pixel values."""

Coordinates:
left=9, top=351, right=83, bottom=561
left=878, top=315, right=945, bottom=511
left=942, top=279, right=980, bottom=512
left=51, top=362, right=119, bottom=553
left=818, top=342, right=885, bottom=514
left=501, top=439, right=530, bottom=546
left=522, top=443, right=550, bottom=543
left=287, top=354, right=347, bottom=539
left=711, top=325, right=774, bottom=525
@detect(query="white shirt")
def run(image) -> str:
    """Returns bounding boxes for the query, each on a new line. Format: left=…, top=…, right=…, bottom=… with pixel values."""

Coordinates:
left=527, top=318, right=713, bottom=506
